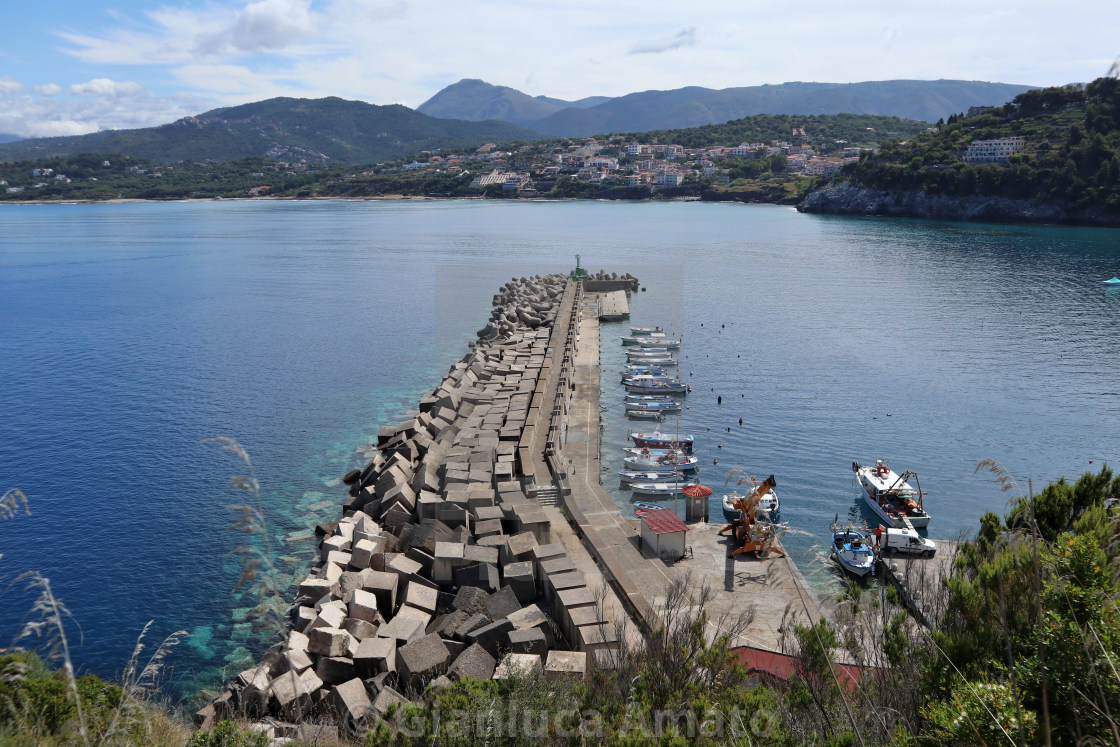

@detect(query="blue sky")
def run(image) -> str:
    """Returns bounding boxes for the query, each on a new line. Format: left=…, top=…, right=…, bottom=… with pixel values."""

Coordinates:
left=1, top=0, right=1117, bottom=137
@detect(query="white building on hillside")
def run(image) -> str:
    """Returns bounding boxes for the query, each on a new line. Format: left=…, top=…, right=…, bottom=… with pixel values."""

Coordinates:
left=963, top=137, right=1026, bottom=163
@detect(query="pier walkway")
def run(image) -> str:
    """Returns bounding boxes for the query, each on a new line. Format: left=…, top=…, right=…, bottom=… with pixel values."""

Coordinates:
left=557, top=289, right=824, bottom=650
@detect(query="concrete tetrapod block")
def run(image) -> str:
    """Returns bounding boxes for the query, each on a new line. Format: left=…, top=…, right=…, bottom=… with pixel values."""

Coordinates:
left=503, top=532, right=538, bottom=567
left=427, top=609, right=469, bottom=638
left=507, top=628, right=548, bottom=657
left=433, top=542, right=466, bottom=584
left=483, top=585, right=522, bottom=620
left=359, top=569, right=398, bottom=614
left=387, top=554, right=423, bottom=585
left=371, top=687, right=407, bottom=718
left=446, top=642, right=497, bottom=682
left=403, top=580, right=439, bottom=615
left=493, top=653, right=542, bottom=680
left=452, top=586, right=490, bottom=616
left=342, top=617, right=378, bottom=642
left=268, top=670, right=316, bottom=720
left=502, top=561, right=537, bottom=602
left=348, top=589, right=381, bottom=625
left=545, top=651, right=587, bottom=683
left=350, top=539, right=377, bottom=570
left=354, top=637, right=396, bottom=678
left=453, top=612, right=492, bottom=641
left=314, top=656, right=356, bottom=686
left=466, top=618, right=514, bottom=658
left=455, top=562, right=499, bottom=593
left=545, top=571, right=585, bottom=608
left=397, top=633, right=451, bottom=691
left=576, top=623, right=620, bottom=657
left=507, top=604, right=556, bottom=647
left=377, top=615, right=425, bottom=646
left=297, top=576, right=338, bottom=601
left=308, top=627, right=358, bottom=658
left=395, top=604, right=433, bottom=629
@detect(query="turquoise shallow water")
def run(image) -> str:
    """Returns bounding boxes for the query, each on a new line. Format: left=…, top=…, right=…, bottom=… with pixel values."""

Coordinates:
left=1, top=199, right=1118, bottom=699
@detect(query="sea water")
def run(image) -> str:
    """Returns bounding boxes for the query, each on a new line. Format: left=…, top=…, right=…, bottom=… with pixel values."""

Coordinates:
left=1, top=199, right=1118, bottom=699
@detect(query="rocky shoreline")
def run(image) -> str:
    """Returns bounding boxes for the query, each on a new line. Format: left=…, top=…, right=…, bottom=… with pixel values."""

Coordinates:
left=194, top=269, right=637, bottom=742
left=797, top=182, right=1119, bottom=227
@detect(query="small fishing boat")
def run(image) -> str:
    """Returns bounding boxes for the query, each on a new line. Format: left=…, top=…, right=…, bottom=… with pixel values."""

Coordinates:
left=630, top=326, right=664, bottom=335
left=625, top=400, right=681, bottom=412
left=634, top=502, right=669, bottom=513
left=629, top=480, right=697, bottom=496
left=627, top=348, right=676, bottom=357
left=721, top=484, right=780, bottom=523
left=621, top=365, right=675, bottom=378
left=624, top=394, right=679, bottom=404
left=621, top=333, right=666, bottom=345
left=618, top=470, right=689, bottom=484
left=622, top=337, right=680, bottom=349
left=626, top=408, right=665, bottom=420
left=625, top=381, right=688, bottom=395
left=624, top=357, right=677, bottom=367
left=1105, top=277, right=1120, bottom=285
left=624, top=449, right=699, bottom=474
left=852, top=460, right=931, bottom=529
left=629, top=429, right=694, bottom=453
left=831, top=522, right=875, bottom=577
left=622, top=373, right=679, bottom=382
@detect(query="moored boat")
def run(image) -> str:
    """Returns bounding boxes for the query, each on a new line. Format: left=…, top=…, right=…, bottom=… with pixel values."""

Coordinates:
left=851, top=460, right=931, bottom=529
left=1104, top=277, right=1120, bottom=285
left=622, top=337, right=680, bottom=349
left=626, top=408, right=665, bottom=420
left=618, top=470, right=689, bottom=484
left=831, top=522, right=875, bottom=577
left=629, top=429, right=694, bottom=453
left=629, top=480, right=697, bottom=496
left=624, top=448, right=699, bottom=473
left=625, top=381, right=688, bottom=395
left=721, top=487, right=780, bottom=523
left=630, top=326, right=664, bottom=335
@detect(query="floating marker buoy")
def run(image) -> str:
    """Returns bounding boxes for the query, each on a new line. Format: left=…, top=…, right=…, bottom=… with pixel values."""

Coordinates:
left=713, top=459, right=718, bottom=465
left=717, top=395, right=722, bottom=404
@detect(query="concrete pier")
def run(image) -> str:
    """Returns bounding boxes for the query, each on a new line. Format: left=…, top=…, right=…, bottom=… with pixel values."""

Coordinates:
left=556, top=290, right=825, bottom=650
left=199, top=272, right=824, bottom=738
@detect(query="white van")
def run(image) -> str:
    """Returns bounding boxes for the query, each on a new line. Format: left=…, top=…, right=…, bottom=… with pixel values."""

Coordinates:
left=880, top=527, right=937, bottom=557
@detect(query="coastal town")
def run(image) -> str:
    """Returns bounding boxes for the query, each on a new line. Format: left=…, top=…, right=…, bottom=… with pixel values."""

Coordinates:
left=409, top=133, right=869, bottom=197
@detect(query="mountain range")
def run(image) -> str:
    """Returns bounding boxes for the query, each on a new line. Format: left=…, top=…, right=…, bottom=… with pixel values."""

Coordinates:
left=418, top=79, right=1038, bottom=136
left=0, top=98, right=536, bottom=164
left=0, top=78, right=1042, bottom=166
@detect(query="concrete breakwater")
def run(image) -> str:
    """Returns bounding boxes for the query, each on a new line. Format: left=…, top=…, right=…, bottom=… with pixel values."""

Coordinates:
left=195, top=272, right=633, bottom=740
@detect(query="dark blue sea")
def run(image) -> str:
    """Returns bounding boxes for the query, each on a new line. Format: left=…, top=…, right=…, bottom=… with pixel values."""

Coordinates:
left=1, top=199, right=1118, bottom=700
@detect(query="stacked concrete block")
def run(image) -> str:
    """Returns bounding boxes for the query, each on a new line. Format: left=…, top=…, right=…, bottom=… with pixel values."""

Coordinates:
left=494, top=653, right=543, bottom=679
left=201, top=273, right=645, bottom=734
left=544, top=651, right=588, bottom=683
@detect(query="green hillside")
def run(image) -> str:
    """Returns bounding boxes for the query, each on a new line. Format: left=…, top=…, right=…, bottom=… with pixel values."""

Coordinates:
left=809, top=77, right=1120, bottom=214
left=0, top=97, right=539, bottom=165
left=618, top=112, right=931, bottom=152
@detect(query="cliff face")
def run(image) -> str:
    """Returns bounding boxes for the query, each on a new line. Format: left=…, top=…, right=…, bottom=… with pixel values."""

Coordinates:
left=797, top=182, right=1118, bottom=226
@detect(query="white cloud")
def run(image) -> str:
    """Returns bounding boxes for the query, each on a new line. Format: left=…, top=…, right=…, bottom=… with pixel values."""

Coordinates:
left=195, top=0, right=319, bottom=56
left=70, top=78, right=145, bottom=98
left=0, top=76, right=25, bottom=94
left=629, top=26, right=699, bottom=55
left=0, top=76, right=211, bottom=138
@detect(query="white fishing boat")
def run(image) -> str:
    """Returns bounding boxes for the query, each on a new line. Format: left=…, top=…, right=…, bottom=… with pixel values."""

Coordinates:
left=621, top=332, right=666, bottom=345
left=626, top=407, right=665, bottom=420
left=629, top=480, right=697, bottom=496
left=720, top=484, right=780, bottom=523
left=624, top=400, right=681, bottom=412
left=618, top=470, right=689, bottom=484
left=624, top=449, right=699, bottom=474
left=851, top=460, right=931, bottom=529
left=624, top=357, right=677, bottom=367
left=622, top=374, right=680, bottom=385
left=630, top=326, right=664, bottom=335
left=621, top=365, right=675, bottom=378
left=625, top=380, right=688, bottom=395
left=622, top=337, right=680, bottom=349
left=831, top=522, right=876, bottom=577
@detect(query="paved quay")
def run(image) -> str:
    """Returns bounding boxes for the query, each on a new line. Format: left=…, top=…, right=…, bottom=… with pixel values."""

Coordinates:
left=557, top=290, right=825, bottom=650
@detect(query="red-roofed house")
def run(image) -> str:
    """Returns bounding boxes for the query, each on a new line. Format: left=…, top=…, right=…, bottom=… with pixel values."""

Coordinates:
left=639, top=510, right=688, bottom=560
left=732, top=645, right=868, bottom=691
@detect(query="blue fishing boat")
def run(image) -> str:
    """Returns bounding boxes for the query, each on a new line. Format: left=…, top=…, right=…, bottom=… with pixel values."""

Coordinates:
left=1105, top=277, right=1120, bottom=285
left=831, top=522, right=875, bottom=577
